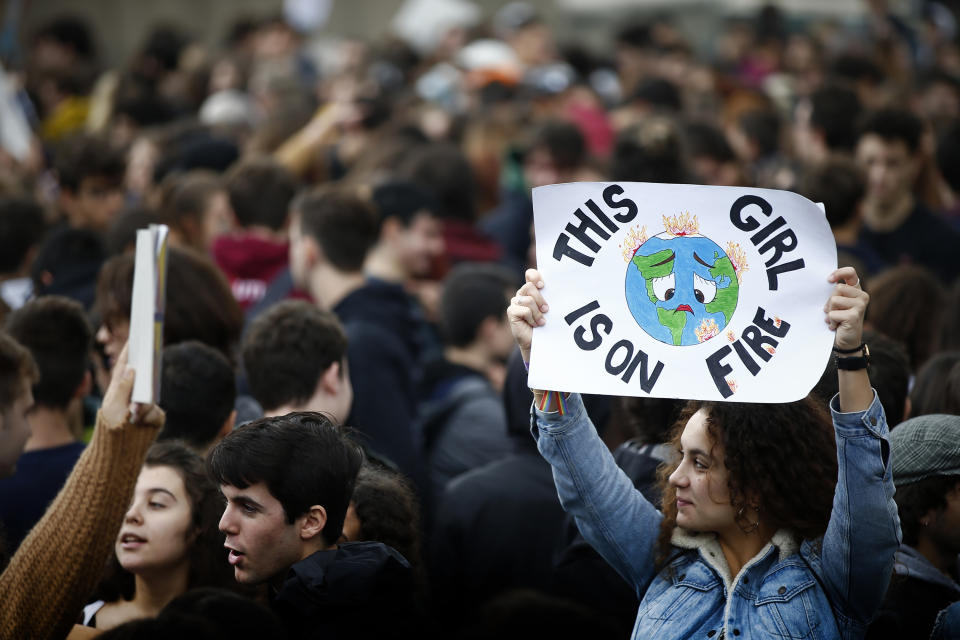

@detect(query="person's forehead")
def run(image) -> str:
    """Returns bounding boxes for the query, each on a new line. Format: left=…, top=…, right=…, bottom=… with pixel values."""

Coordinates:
left=80, top=175, right=123, bottom=191
left=222, top=480, right=278, bottom=504
left=138, top=465, right=187, bottom=497
left=681, top=408, right=711, bottom=446
left=857, top=134, right=910, bottom=157
left=408, top=210, right=441, bottom=230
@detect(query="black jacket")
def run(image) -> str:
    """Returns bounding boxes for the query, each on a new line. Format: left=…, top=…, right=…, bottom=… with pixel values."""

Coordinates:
left=334, top=279, right=428, bottom=479
left=866, top=546, right=960, bottom=640
left=429, top=445, right=567, bottom=628
left=271, top=541, right=419, bottom=640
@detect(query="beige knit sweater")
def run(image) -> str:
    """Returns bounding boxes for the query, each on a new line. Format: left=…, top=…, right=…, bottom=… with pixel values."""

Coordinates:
left=0, top=411, right=160, bottom=640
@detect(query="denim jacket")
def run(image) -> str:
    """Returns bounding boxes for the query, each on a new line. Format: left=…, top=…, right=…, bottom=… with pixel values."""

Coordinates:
left=532, top=392, right=901, bottom=640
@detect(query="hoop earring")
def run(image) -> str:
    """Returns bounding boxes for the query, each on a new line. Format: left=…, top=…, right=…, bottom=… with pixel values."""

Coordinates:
left=737, top=505, right=760, bottom=534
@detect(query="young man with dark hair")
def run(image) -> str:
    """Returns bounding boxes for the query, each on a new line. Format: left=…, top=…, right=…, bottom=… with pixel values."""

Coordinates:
left=0, top=197, right=46, bottom=314
left=855, top=108, right=960, bottom=282
left=213, top=158, right=299, bottom=310
left=867, top=414, right=960, bottom=639
left=208, top=412, right=416, bottom=638
left=30, top=225, right=106, bottom=310
left=400, top=143, right=501, bottom=270
left=161, top=170, right=235, bottom=252
left=288, top=186, right=423, bottom=480
left=0, top=297, right=90, bottom=550
left=481, top=120, right=589, bottom=275
left=157, top=341, right=236, bottom=454
left=799, top=156, right=885, bottom=276
left=0, top=332, right=37, bottom=480
left=241, top=300, right=351, bottom=421
left=418, top=264, right=516, bottom=504
left=365, top=180, right=444, bottom=284
left=684, top=121, right=744, bottom=186
left=793, top=85, right=862, bottom=165
left=53, top=134, right=125, bottom=232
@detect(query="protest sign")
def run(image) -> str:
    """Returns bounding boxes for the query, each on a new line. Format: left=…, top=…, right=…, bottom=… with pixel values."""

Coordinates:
left=528, top=182, right=837, bottom=403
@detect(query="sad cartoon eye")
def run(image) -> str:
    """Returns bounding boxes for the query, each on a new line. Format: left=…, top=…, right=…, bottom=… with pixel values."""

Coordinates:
left=694, top=273, right=717, bottom=304
left=652, top=273, right=676, bottom=301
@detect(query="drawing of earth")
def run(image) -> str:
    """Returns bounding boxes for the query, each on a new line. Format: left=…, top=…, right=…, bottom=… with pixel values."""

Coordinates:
left=625, top=233, right=739, bottom=346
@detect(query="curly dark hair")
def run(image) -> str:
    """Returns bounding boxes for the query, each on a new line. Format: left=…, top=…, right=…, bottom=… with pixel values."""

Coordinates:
left=351, top=464, right=422, bottom=568
left=350, top=463, right=426, bottom=608
left=655, top=396, right=838, bottom=568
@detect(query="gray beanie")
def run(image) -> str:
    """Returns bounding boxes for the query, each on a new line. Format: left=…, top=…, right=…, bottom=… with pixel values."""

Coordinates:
left=889, top=414, right=960, bottom=487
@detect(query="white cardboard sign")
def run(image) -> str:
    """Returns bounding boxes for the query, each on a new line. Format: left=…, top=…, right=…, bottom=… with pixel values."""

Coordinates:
left=529, top=182, right=838, bottom=403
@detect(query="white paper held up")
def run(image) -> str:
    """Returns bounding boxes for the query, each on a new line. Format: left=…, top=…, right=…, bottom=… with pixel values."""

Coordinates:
left=529, top=182, right=837, bottom=403
left=128, top=224, right=169, bottom=404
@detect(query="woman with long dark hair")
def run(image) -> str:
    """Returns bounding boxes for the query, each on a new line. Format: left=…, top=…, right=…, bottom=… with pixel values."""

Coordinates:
left=82, top=442, right=234, bottom=630
left=507, top=266, right=899, bottom=639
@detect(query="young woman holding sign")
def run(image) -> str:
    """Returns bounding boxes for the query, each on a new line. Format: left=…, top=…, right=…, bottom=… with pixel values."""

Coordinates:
left=508, top=266, right=899, bottom=639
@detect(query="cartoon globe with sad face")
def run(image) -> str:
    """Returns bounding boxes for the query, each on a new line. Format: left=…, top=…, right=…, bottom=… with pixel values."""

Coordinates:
left=623, top=213, right=746, bottom=346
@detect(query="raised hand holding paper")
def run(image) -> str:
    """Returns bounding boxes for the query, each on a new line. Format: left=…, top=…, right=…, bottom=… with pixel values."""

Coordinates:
left=128, top=224, right=169, bottom=404
left=529, top=182, right=837, bottom=402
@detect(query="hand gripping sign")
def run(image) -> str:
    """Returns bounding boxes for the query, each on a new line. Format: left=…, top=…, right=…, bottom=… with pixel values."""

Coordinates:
left=528, top=182, right=837, bottom=403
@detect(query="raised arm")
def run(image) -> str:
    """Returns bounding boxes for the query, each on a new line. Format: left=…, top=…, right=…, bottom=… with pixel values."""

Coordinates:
left=825, top=267, right=873, bottom=413
left=508, top=269, right=664, bottom=590
left=813, top=267, right=900, bottom=627
left=0, top=345, right=164, bottom=640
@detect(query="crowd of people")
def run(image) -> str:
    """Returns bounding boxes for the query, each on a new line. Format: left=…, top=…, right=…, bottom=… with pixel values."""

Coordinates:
left=0, top=0, right=959, bottom=637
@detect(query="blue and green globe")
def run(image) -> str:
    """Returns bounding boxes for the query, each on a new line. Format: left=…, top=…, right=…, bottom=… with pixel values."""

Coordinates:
left=624, top=233, right=739, bottom=346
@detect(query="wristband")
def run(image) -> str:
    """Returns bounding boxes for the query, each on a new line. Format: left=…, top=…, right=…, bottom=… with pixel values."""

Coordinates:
left=833, top=342, right=866, bottom=354
left=537, top=390, right=568, bottom=416
left=835, top=343, right=870, bottom=370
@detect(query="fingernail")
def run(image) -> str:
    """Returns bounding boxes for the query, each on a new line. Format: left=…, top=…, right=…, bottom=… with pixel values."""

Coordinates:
left=537, top=317, right=546, bottom=325
left=540, top=304, right=548, bottom=312
left=536, top=281, right=544, bottom=288
left=123, top=367, right=134, bottom=380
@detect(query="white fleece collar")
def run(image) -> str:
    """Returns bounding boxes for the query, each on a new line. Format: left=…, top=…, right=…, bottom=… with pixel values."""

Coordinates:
left=670, top=527, right=801, bottom=585
left=670, top=527, right=801, bottom=634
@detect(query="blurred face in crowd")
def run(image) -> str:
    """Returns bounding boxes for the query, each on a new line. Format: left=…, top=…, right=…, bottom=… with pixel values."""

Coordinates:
left=97, top=316, right=130, bottom=371
left=219, top=481, right=304, bottom=585
left=668, top=409, right=738, bottom=535
left=0, top=383, right=34, bottom=477
left=62, top=176, right=124, bottom=232
left=509, top=23, right=556, bottom=67
left=524, top=147, right=570, bottom=189
left=116, top=465, right=195, bottom=574
left=855, top=134, right=918, bottom=210
left=201, top=190, right=236, bottom=249
left=391, top=212, right=444, bottom=279
left=792, top=98, right=823, bottom=165
left=341, top=502, right=361, bottom=542
left=288, top=211, right=312, bottom=291
left=924, top=481, right=960, bottom=558
left=125, top=138, right=160, bottom=199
